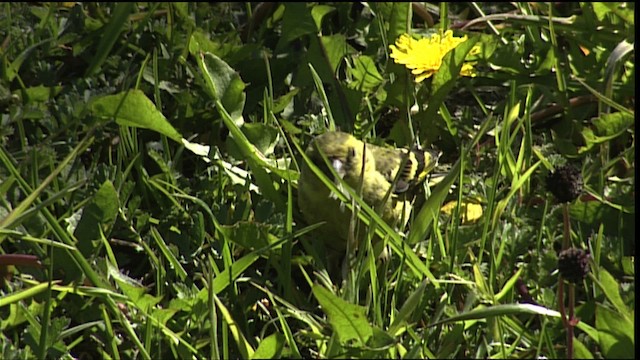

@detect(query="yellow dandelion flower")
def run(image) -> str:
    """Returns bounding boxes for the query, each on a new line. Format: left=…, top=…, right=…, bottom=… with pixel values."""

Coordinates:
left=389, top=31, right=478, bottom=82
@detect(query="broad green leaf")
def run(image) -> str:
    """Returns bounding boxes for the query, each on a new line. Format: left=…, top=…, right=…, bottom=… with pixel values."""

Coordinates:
left=592, top=2, right=610, bottom=21
left=594, top=269, right=631, bottom=320
left=595, top=305, right=634, bottom=359
left=74, top=180, right=119, bottom=257
left=90, top=90, right=182, bottom=142
left=196, top=52, right=295, bottom=187
left=272, top=88, right=299, bottom=114
left=573, top=337, right=595, bottom=359
left=386, top=2, right=411, bottom=47
left=198, top=52, right=246, bottom=126
left=0, top=301, right=43, bottom=330
left=308, top=34, right=349, bottom=82
left=348, top=55, right=384, bottom=92
left=22, top=85, right=63, bottom=103
left=591, top=112, right=634, bottom=138
left=312, top=285, right=373, bottom=346
left=252, top=332, right=285, bottom=359
left=197, top=253, right=260, bottom=299
left=311, top=4, right=335, bottom=30
left=240, top=123, right=280, bottom=156
left=593, top=2, right=634, bottom=24
left=279, top=3, right=316, bottom=45
left=189, top=30, right=224, bottom=56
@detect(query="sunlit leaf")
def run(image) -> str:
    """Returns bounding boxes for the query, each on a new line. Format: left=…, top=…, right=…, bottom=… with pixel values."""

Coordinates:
left=90, top=90, right=182, bottom=142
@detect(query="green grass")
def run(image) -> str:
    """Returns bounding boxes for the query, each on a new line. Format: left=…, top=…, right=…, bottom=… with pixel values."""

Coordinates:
left=0, top=2, right=634, bottom=359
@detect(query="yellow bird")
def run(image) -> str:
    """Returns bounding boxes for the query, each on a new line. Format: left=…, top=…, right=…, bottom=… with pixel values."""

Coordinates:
left=298, top=131, right=439, bottom=254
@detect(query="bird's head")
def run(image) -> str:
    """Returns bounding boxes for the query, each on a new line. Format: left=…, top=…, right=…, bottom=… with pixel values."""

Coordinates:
left=306, top=131, right=374, bottom=180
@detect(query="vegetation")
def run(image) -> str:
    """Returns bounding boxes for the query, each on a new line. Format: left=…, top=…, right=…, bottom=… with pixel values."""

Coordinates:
left=0, top=2, right=634, bottom=359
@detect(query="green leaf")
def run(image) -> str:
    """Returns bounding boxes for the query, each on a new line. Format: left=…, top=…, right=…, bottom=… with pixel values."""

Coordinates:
left=312, top=285, right=373, bottom=346
left=90, top=90, right=182, bottom=142
left=189, top=30, right=224, bottom=56
left=4, top=38, right=55, bottom=82
left=240, top=123, right=280, bottom=156
left=21, top=85, right=63, bottom=103
left=196, top=52, right=295, bottom=187
left=348, top=55, right=384, bottom=92
left=198, top=52, right=246, bottom=126
left=74, top=180, right=119, bottom=257
left=109, top=264, right=162, bottom=311
left=595, top=269, right=631, bottom=320
left=272, top=88, right=299, bottom=114
left=591, top=112, right=634, bottom=138
left=573, top=337, right=595, bottom=359
left=279, top=3, right=316, bottom=45
left=595, top=305, right=634, bottom=359
left=311, top=4, right=335, bottom=30
left=385, top=2, right=411, bottom=46
left=308, top=34, right=349, bottom=82
left=252, top=332, right=285, bottom=359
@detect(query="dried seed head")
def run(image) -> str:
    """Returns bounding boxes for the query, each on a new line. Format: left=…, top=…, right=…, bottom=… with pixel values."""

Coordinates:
left=546, top=164, right=583, bottom=203
left=558, top=247, right=590, bottom=283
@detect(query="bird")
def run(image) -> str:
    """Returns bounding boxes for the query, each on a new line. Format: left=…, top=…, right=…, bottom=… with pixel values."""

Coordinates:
left=297, top=131, right=439, bottom=256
